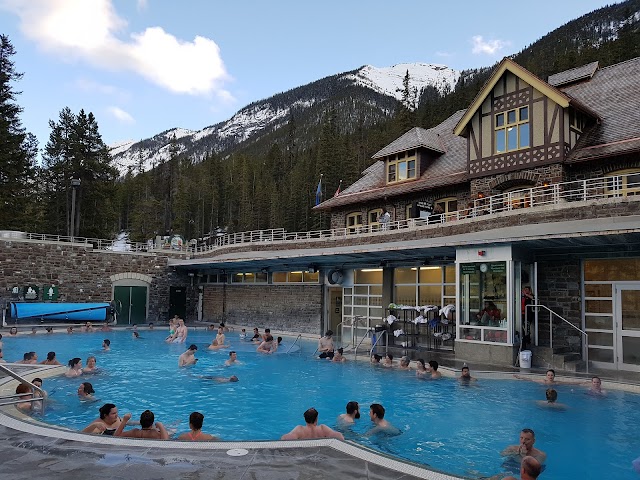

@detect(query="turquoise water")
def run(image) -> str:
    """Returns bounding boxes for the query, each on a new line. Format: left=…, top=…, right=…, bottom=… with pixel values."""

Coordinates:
left=2, top=329, right=638, bottom=479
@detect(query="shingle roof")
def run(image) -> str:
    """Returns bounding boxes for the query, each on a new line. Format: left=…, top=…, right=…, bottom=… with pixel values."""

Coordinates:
left=315, top=110, right=467, bottom=210
left=548, top=61, right=599, bottom=87
left=561, top=57, right=640, bottom=162
left=372, top=127, right=445, bottom=158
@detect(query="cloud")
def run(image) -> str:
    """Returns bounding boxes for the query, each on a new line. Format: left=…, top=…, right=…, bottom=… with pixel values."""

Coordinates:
left=136, top=0, right=148, bottom=11
left=435, top=51, right=453, bottom=58
left=107, top=106, right=135, bottom=124
left=75, top=77, right=131, bottom=101
left=1, top=0, right=231, bottom=96
left=471, top=35, right=510, bottom=55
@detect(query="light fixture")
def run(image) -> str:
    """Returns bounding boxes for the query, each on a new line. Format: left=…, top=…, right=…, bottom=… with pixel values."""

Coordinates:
left=360, top=268, right=382, bottom=272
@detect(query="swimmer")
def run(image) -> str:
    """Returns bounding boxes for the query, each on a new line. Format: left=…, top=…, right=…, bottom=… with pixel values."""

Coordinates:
left=177, top=411, right=219, bottom=441
left=262, top=328, right=271, bottom=342
left=45, top=327, right=53, bottom=334
left=502, top=455, right=542, bottom=480
left=536, top=388, right=567, bottom=410
left=15, top=383, right=34, bottom=412
left=281, top=408, right=344, bottom=440
left=224, top=351, right=239, bottom=366
left=41, top=351, right=62, bottom=366
left=30, top=327, right=37, bottom=335
left=501, top=428, right=547, bottom=464
left=256, top=334, right=275, bottom=354
left=9, top=327, right=18, bottom=336
left=173, top=318, right=188, bottom=343
left=514, top=369, right=561, bottom=385
left=31, top=378, right=47, bottom=400
left=18, top=351, right=38, bottom=364
left=459, top=365, right=477, bottom=383
left=239, top=328, right=247, bottom=340
left=132, top=331, right=140, bottom=339
left=365, top=403, right=401, bottom=436
left=77, top=382, right=97, bottom=401
left=337, top=401, right=360, bottom=426
left=208, top=338, right=229, bottom=350
left=178, top=344, right=198, bottom=367
left=115, top=410, right=169, bottom=439
left=100, top=322, right=112, bottom=332
left=250, top=328, right=261, bottom=342
left=332, top=348, right=347, bottom=363
left=426, top=360, right=442, bottom=379
left=382, top=353, right=394, bottom=367
left=66, top=357, right=83, bottom=377
left=371, top=354, right=382, bottom=364
left=214, top=326, right=226, bottom=346
left=415, top=359, right=428, bottom=377
left=398, top=356, right=411, bottom=370
left=83, top=322, right=94, bottom=332
left=148, top=322, right=154, bottom=330
left=201, top=375, right=239, bottom=383
left=66, top=326, right=74, bottom=334
left=165, top=317, right=177, bottom=342
left=586, top=376, right=607, bottom=395
left=102, top=339, right=111, bottom=351
left=83, top=356, right=98, bottom=373
left=82, top=403, right=122, bottom=435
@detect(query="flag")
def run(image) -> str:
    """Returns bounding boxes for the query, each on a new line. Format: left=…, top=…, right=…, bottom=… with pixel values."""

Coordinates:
left=315, top=174, right=323, bottom=206
left=334, top=180, right=342, bottom=197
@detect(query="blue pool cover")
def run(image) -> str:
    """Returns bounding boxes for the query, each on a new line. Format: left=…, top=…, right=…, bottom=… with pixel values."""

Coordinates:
left=10, top=302, right=110, bottom=321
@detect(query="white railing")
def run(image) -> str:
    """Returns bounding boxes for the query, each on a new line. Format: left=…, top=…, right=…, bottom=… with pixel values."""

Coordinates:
left=2, top=173, right=637, bottom=256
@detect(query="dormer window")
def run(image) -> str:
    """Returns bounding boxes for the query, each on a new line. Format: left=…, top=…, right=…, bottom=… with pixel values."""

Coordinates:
left=495, top=107, right=529, bottom=153
left=387, top=149, right=417, bottom=183
left=569, top=110, right=587, bottom=132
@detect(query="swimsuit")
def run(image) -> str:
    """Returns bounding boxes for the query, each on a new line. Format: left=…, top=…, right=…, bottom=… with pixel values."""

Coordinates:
left=188, top=430, right=203, bottom=440
left=103, top=428, right=116, bottom=436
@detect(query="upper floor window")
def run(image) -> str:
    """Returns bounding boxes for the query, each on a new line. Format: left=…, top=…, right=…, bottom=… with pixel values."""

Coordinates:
left=434, top=197, right=458, bottom=216
left=495, top=106, right=529, bottom=154
left=346, top=212, right=363, bottom=233
left=273, top=271, right=320, bottom=283
left=231, top=272, right=268, bottom=284
left=368, top=208, right=382, bottom=227
left=387, top=149, right=417, bottom=183
left=606, top=169, right=640, bottom=197
left=569, top=110, right=587, bottom=132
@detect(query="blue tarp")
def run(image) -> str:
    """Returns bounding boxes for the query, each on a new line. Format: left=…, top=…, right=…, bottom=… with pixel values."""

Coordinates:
left=10, top=302, right=109, bottom=321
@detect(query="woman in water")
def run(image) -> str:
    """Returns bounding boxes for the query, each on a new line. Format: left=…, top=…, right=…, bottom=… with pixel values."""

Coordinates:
left=77, top=382, right=97, bottom=401
left=84, top=356, right=98, bottom=373
left=177, top=412, right=218, bottom=441
left=41, top=351, right=62, bottom=366
left=82, top=403, right=122, bottom=435
left=415, top=359, right=429, bottom=377
left=65, top=358, right=83, bottom=377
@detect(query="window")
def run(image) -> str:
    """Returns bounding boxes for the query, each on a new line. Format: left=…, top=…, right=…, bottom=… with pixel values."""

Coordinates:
left=387, top=149, right=417, bottom=183
left=368, top=208, right=382, bottom=227
left=495, top=106, right=530, bottom=153
left=434, top=197, right=458, bottom=217
left=231, top=273, right=267, bottom=284
left=346, top=212, right=363, bottom=233
left=273, top=271, right=319, bottom=283
left=605, top=169, right=640, bottom=197
left=569, top=110, right=587, bottom=132
left=504, top=186, right=532, bottom=209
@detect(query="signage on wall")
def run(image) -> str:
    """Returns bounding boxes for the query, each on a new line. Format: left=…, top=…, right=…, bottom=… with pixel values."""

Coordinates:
left=490, top=263, right=506, bottom=273
left=23, top=285, right=40, bottom=301
left=460, top=264, right=478, bottom=275
left=43, top=285, right=59, bottom=301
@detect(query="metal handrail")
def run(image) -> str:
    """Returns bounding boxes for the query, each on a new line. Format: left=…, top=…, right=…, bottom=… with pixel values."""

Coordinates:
left=528, top=304, right=589, bottom=374
left=353, top=329, right=373, bottom=359
left=286, top=334, right=302, bottom=353
left=369, top=330, right=388, bottom=358
left=0, top=364, right=46, bottom=413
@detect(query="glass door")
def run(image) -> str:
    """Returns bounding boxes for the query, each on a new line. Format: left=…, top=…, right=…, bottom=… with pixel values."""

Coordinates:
left=615, top=285, right=640, bottom=371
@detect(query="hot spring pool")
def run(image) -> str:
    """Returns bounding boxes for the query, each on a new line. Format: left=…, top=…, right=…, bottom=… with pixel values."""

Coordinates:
left=2, top=328, right=639, bottom=479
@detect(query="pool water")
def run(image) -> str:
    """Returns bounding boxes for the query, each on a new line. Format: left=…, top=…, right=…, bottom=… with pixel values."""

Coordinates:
left=2, top=329, right=639, bottom=479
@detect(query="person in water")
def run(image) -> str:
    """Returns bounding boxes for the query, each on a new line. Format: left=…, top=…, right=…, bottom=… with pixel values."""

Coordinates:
left=82, top=403, right=122, bottom=435
left=115, top=410, right=169, bottom=439
left=501, top=428, right=547, bottom=464
left=337, top=401, right=360, bottom=426
left=177, top=412, right=218, bottom=441
left=365, top=403, right=401, bottom=436
left=281, top=408, right=344, bottom=440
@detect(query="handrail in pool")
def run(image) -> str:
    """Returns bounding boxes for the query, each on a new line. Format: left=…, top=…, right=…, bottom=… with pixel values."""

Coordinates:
left=0, top=364, right=46, bottom=413
left=286, top=334, right=302, bottom=353
left=353, top=329, right=374, bottom=359
left=369, top=330, right=388, bottom=359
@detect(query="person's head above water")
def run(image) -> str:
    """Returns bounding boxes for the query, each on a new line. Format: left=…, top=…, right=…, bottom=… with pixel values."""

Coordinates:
left=545, top=388, right=558, bottom=403
left=303, top=407, right=319, bottom=424
left=346, top=401, right=360, bottom=418
left=140, top=409, right=155, bottom=428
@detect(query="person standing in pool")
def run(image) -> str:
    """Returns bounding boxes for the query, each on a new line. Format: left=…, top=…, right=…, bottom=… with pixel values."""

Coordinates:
left=426, top=360, right=442, bottom=379
left=459, top=365, right=477, bottom=383
left=177, top=412, right=219, bottom=441
left=257, top=334, right=275, bottom=354
left=84, top=356, right=98, bottom=373
left=102, top=339, right=111, bottom=351
left=365, top=403, right=401, bottom=436
left=214, top=326, right=226, bottom=346
left=250, top=328, right=261, bottom=342
left=82, top=403, right=122, bottom=435
left=224, top=351, right=240, bottom=366
left=115, top=410, right=169, bottom=439
left=586, top=376, right=607, bottom=395
left=318, top=330, right=335, bottom=359
left=281, top=407, right=344, bottom=440
left=501, top=428, right=547, bottom=464
left=179, top=344, right=198, bottom=367
left=41, top=351, right=62, bottom=366
left=332, top=348, right=347, bottom=362
left=502, top=456, right=542, bottom=480
left=536, top=388, right=567, bottom=410
left=65, top=358, right=83, bottom=377
left=173, top=318, right=188, bottom=343
left=77, top=382, right=97, bottom=401
left=337, top=401, right=360, bottom=426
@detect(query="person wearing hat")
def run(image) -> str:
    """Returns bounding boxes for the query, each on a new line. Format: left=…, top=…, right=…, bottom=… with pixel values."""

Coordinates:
left=318, top=330, right=335, bottom=359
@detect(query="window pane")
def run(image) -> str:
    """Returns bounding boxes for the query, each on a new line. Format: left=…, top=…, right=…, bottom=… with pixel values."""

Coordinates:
left=398, top=151, right=405, bottom=159
left=507, top=110, right=516, bottom=124
left=419, top=285, right=441, bottom=305
left=388, top=164, right=396, bottom=182
left=398, top=161, right=408, bottom=180
left=408, top=160, right=416, bottom=178
left=303, top=271, right=319, bottom=283
left=585, top=299, right=612, bottom=314
left=419, top=267, right=441, bottom=283
left=584, top=284, right=612, bottom=297
left=588, top=348, right=614, bottom=363
left=232, top=273, right=244, bottom=283
left=507, top=126, right=518, bottom=150
left=589, top=332, right=613, bottom=346
left=289, top=271, right=303, bottom=282
left=519, top=107, right=529, bottom=121
left=395, top=268, right=416, bottom=283
left=496, top=113, right=504, bottom=127
left=355, top=270, right=382, bottom=284
left=255, top=272, right=268, bottom=283
left=519, top=123, right=530, bottom=148
left=444, top=265, right=456, bottom=283
left=395, top=285, right=416, bottom=305
left=585, top=315, right=612, bottom=330
left=447, top=200, right=457, bottom=212
left=369, top=210, right=380, bottom=223
left=496, top=130, right=505, bottom=153
left=622, top=337, right=640, bottom=365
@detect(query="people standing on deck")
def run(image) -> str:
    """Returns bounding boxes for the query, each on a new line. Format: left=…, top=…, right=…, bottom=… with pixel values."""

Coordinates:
left=115, top=410, right=169, bottom=439
left=281, top=407, right=344, bottom=440
left=317, top=330, right=335, bottom=359
left=379, top=208, right=391, bottom=231
left=177, top=412, right=218, bottom=441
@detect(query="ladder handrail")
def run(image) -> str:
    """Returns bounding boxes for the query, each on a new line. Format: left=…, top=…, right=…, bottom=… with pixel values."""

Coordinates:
left=369, top=330, right=388, bottom=358
left=353, top=329, right=373, bottom=359
left=286, top=334, right=302, bottom=353
left=528, top=304, right=589, bottom=374
left=0, top=364, right=46, bottom=413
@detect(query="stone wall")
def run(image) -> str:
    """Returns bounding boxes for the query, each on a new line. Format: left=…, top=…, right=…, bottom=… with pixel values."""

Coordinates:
left=0, top=239, right=190, bottom=323
left=202, top=284, right=322, bottom=334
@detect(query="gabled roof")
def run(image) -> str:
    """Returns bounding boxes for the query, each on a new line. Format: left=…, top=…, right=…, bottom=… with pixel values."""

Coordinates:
left=372, top=127, right=444, bottom=158
left=548, top=61, right=599, bottom=87
left=453, top=58, right=574, bottom=136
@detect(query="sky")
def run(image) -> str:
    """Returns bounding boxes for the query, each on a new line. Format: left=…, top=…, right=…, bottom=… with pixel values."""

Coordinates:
left=0, top=0, right=622, bottom=151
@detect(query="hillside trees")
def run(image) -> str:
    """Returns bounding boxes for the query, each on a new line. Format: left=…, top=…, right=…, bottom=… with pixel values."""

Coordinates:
left=0, top=35, right=37, bottom=230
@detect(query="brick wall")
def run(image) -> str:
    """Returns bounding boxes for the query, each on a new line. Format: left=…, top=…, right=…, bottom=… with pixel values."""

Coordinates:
left=0, top=240, right=189, bottom=323
left=202, top=284, right=322, bottom=334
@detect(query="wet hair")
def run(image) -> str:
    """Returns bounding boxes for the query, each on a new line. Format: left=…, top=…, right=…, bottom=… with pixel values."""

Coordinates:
left=23, top=352, right=31, bottom=361
left=372, top=354, right=382, bottom=362
left=16, top=383, right=31, bottom=395
left=229, top=351, right=236, bottom=356
left=462, top=366, right=470, bottom=372
left=370, top=403, right=385, bottom=419
left=325, top=330, right=333, bottom=336
left=521, top=428, right=535, bottom=438
left=264, top=328, right=270, bottom=333
left=46, top=352, right=56, bottom=361
left=103, top=339, right=111, bottom=346
left=264, top=334, right=273, bottom=342
left=86, top=355, right=96, bottom=364
left=346, top=401, right=360, bottom=418
left=545, top=388, right=558, bottom=402
left=81, top=382, right=95, bottom=395
left=45, top=327, right=53, bottom=333
left=416, top=359, right=426, bottom=368
left=428, top=360, right=439, bottom=371
left=522, top=456, right=542, bottom=478
left=386, top=353, right=393, bottom=361
left=140, top=410, right=155, bottom=428
left=32, top=378, right=43, bottom=385
left=303, top=407, right=319, bottom=424
left=133, top=332, right=139, bottom=338
left=229, top=375, right=239, bottom=382
left=189, top=411, right=204, bottom=430
left=68, top=357, right=81, bottom=368
left=546, top=369, right=555, bottom=377
left=99, top=403, right=116, bottom=419
left=277, top=337, right=283, bottom=344
left=188, top=344, right=198, bottom=351
left=337, top=347, right=343, bottom=355
left=400, top=356, right=410, bottom=366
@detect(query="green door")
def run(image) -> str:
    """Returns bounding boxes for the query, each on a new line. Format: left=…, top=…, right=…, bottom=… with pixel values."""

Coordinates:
left=114, top=286, right=148, bottom=325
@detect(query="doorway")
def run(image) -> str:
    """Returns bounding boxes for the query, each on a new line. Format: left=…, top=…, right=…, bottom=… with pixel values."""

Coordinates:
left=113, top=286, right=148, bottom=325
left=614, top=284, right=640, bottom=371
left=328, top=287, right=343, bottom=341
left=169, top=286, right=187, bottom=320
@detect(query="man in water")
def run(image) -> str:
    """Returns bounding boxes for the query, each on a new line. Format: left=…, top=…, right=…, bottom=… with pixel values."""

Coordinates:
left=281, top=407, right=344, bottom=440
left=178, top=344, right=198, bottom=367
left=102, top=339, right=111, bottom=351
left=365, top=403, right=401, bottom=436
left=587, top=375, right=606, bottom=395
left=536, top=388, right=567, bottom=409
left=251, top=327, right=261, bottom=342
left=502, top=456, right=542, bottom=480
left=115, top=410, right=169, bottom=439
left=202, top=375, right=239, bottom=383
left=337, top=401, right=360, bottom=426
left=225, top=351, right=239, bottom=366
left=501, top=428, right=547, bottom=464
left=459, top=365, right=477, bottom=383
left=317, top=330, right=334, bottom=359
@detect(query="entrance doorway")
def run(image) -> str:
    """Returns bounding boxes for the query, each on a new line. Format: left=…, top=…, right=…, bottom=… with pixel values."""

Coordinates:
left=169, top=286, right=187, bottom=320
left=328, top=287, right=343, bottom=341
left=614, top=284, right=640, bottom=371
left=114, top=286, right=148, bottom=325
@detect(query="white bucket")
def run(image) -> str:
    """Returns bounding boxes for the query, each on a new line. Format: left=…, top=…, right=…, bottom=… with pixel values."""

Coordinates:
left=519, top=350, right=532, bottom=369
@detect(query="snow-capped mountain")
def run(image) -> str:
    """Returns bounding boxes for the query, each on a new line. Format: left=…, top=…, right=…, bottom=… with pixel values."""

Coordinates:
left=111, top=63, right=460, bottom=175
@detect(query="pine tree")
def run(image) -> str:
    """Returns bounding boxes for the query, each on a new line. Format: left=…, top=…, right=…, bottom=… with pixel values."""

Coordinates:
left=0, top=35, right=37, bottom=230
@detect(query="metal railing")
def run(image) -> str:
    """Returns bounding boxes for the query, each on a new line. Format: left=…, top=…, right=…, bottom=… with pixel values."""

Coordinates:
left=529, top=304, right=589, bottom=374
left=369, top=330, right=388, bottom=359
left=0, top=364, right=46, bottom=413
left=353, top=329, right=374, bottom=360
left=286, top=334, right=302, bottom=353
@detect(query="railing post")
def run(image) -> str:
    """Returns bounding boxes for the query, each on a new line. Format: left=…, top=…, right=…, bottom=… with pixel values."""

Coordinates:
left=582, top=180, right=588, bottom=202
left=549, top=311, right=553, bottom=350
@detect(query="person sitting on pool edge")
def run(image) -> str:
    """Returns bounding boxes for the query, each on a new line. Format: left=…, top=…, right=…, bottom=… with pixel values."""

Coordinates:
left=502, top=455, right=542, bottom=480
left=115, top=410, right=169, bottom=439
left=281, top=407, right=344, bottom=440
left=365, top=403, right=401, bottom=436
left=317, top=330, right=334, bottom=359
left=501, top=428, right=547, bottom=464
left=177, top=411, right=219, bottom=441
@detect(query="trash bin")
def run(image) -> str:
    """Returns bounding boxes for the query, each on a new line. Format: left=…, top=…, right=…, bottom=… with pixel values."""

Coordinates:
left=373, top=325, right=386, bottom=347
left=519, top=350, right=532, bottom=369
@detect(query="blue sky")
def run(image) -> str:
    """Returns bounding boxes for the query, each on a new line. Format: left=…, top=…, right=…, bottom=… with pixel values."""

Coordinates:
left=0, top=0, right=619, bottom=150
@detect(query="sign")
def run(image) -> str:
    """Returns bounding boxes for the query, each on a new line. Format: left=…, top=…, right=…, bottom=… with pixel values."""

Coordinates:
left=23, top=285, right=40, bottom=301
left=43, top=285, right=59, bottom=301
left=460, top=264, right=478, bottom=275
left=490, top=263, right=506, bottom=273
